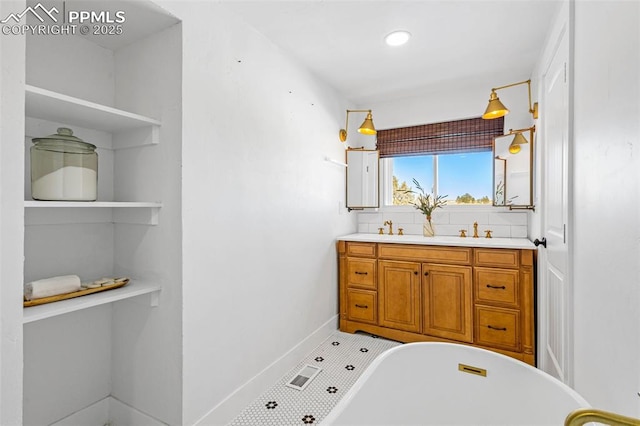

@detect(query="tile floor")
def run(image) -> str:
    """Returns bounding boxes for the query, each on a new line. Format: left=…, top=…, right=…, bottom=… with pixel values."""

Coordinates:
left=228, top=331, right=401, bottom=426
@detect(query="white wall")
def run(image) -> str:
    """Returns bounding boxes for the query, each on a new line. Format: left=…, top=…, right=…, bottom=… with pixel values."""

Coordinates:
left=366, top=74, right=533, bottom=134
left=0, top=1, right=26, bottom=425
left=572, top=1, right=640, bottom=416
left=157, top=3, right=356, bottom=424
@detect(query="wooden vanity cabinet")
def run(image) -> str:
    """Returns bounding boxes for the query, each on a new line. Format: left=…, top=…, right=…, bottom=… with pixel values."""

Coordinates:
left=338, top=241, right=536, bottom=365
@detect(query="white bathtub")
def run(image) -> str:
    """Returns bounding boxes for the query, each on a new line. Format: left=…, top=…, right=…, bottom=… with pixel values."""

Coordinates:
left=322, top=342, right=589, bottom=425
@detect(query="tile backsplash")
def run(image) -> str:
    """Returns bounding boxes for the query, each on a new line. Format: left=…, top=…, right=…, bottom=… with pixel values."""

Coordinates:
left=356, top=208, right=528, bottom=238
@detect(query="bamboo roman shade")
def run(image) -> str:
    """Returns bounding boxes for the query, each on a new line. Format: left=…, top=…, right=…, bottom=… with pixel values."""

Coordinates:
left=376, top=116, right=504, bottom=158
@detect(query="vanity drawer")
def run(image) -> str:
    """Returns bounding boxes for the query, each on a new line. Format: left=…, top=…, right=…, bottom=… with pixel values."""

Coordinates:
left=346, top=242, right=377, bottom=258
left=475, top=306, right=520, bottom=352
left=475, top=268, right=520, bottom=308
left=378, top=244, right=472, bottom=265
left=346, top=258, right=376, bottom=290
left=346, top=289, right=377, bottom=324
left=474, top=248, right=520, bottom=268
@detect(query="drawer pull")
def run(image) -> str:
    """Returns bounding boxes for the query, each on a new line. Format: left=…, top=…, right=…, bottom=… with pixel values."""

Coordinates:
left=487, top=325, right=507, bottom=331
left=486, top=284, right=506, bottom=290
left=354, top=271, right=368, bottom=275
left=355, top=304, right=369, bottom=309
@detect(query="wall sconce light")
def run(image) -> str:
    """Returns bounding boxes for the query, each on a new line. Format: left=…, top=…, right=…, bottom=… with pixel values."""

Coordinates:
left=339, top=109, right=376, bottom=142
left=482, top=79, right=539, bottom=120
left=506, top=126, right=534, bottom=154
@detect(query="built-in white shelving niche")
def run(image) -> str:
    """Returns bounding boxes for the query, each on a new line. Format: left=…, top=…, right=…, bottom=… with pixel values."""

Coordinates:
left=17, top=3, right=182, bottom=424
left=23, top=280, right=161, bottom=324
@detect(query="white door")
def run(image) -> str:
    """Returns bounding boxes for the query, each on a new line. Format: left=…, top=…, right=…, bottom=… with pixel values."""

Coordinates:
left=538, top=27, right=572, bottom=385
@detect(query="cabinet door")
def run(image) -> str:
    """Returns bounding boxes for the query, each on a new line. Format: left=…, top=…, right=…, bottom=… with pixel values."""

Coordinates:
left=422, top=263, right=473, bottom=343
left=378, top=260, right=421, bottom=333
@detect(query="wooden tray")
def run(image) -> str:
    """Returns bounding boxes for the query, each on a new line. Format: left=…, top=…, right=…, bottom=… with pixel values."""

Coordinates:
left=24, top=278, right=130, bottom=307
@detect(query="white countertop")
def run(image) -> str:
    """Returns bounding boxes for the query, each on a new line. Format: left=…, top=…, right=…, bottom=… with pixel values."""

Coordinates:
left=337, top=233, right=537, bottom=250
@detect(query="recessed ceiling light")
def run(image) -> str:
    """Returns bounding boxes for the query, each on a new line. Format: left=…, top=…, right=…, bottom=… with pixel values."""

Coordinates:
left=385, top=30, right=411, bottom=47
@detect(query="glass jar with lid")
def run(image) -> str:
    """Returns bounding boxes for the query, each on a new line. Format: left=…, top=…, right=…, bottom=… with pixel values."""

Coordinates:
left=30, top=127, right=98, bottom=201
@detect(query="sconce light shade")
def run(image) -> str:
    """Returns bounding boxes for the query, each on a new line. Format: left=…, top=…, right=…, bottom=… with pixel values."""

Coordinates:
left=482, top=90, right=509, bottom=119
left=358, top=112, right=376, bottom=135
left=511, top=131, right=528, bottom=146
left=508, top=131, right=528, bottom=154
left=339, top=109, right=377, bottom=142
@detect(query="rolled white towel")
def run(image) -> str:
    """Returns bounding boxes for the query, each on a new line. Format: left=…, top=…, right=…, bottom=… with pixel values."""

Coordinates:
left=24, top=275, right=82, bottom=301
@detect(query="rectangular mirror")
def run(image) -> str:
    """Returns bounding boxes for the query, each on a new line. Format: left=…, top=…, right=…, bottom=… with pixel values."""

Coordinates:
left=493, top=127, right=534, bottom=208
left=346, top=149, right=379, bottom=210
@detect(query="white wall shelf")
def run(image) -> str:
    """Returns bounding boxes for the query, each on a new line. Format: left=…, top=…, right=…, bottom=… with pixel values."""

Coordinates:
left=23, top=280, right=161, bottom=324
left=24, top=201, right=163, bottom=225
left=26, top=85, right=161, bottom=131
left=25, top=85, right=161, bottom=148
left=24, top=201, right=162, bottom=208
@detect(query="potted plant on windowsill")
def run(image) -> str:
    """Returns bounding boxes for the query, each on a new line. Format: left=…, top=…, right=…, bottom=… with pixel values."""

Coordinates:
left=407, top=178, right=448, bottom=237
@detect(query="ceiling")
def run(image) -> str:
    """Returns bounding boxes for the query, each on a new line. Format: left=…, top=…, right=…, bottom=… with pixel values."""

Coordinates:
left=221, top=0, right=562, bottom=104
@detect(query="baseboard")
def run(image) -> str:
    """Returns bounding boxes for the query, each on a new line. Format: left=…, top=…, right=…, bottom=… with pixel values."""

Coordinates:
left=51, top=398, right=110, bottom=426
left=50, top=396, right=166, bottom=426
left=109, top=397, right=167, bottom=426
left=194, top=315, right=339, bottom=426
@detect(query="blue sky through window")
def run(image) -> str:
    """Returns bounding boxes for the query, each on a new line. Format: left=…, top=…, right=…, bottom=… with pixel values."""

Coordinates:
left=393, top=152, right=493, bottom=202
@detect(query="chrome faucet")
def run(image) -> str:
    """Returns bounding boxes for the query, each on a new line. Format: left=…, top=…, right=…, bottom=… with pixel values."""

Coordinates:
left=384, top=220, right=393, bottom=235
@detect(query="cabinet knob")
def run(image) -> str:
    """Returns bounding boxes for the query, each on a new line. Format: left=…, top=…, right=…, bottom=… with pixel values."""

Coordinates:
left=424, top=271, right=429, bottom=276
left=414, top=271, right=418, bottom=275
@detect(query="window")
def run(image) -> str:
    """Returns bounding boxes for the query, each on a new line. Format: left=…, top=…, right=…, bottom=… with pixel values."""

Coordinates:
left=377, top=116, right=504, bottom=207
left=388, top=152, right=493, bottom=206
